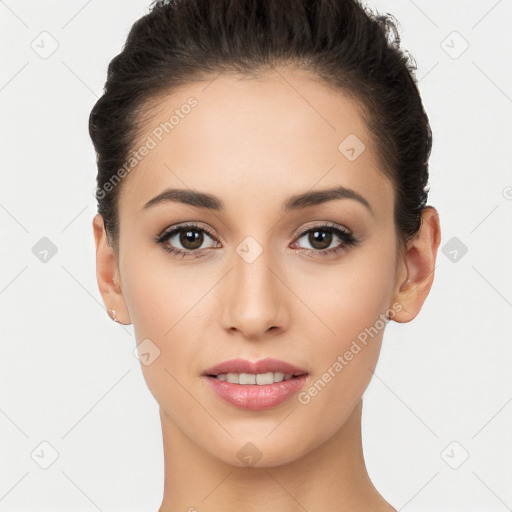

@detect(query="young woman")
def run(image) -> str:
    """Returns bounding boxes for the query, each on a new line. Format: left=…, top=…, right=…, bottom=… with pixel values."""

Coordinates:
left=90, top=0, right=441, bottom=510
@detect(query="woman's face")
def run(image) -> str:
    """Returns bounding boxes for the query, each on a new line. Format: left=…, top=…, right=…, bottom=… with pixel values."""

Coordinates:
left=113, top=68, right=406, bottom=466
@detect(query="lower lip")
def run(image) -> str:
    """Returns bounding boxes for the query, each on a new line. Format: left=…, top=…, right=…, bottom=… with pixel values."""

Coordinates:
left=204, top=374, right=309, bottom=410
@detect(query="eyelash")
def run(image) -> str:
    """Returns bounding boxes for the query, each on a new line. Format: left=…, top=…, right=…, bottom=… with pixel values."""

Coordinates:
left=154, top=222, right=358, bottom=259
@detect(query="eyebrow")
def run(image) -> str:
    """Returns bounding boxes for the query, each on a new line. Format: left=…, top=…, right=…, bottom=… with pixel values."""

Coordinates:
left=142, top=185, right=374, bottom=216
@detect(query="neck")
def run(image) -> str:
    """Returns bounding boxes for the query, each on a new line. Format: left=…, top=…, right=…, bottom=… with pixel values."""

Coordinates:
left=158, top=399, right=396, bottom=512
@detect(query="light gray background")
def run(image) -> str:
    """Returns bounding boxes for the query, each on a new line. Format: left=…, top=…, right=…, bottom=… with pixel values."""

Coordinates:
left=1, top=1, right=511, bottom=510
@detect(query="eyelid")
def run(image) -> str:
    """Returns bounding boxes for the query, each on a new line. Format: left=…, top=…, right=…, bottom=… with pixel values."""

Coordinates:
left=157, top=221, right=218, bottom=242
left=294, top=220, right=353, bottom=238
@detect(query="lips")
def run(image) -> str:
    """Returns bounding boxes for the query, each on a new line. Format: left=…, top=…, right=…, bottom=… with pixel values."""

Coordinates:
left=202, top=357, right=308, bottom=377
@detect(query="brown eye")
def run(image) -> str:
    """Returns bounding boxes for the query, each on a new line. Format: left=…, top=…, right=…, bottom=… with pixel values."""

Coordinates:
left=157, top=223, right=219, bottom=257
left=293, top=224, right=357, bottom=256
left=178, top=228, right=204, bottom=250
left=307, top=229, right=333, bottom=250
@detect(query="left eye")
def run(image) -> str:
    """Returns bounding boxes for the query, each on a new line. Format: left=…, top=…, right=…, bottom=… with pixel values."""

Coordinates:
left=293, top=225, right=356, bottom=254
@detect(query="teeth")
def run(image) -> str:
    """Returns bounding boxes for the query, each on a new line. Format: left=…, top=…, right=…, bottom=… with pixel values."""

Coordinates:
left=216, top=372, right=295, bottom=384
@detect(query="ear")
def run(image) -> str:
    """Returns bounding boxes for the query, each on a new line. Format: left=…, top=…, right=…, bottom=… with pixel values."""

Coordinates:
left=391, top=206, right=441, bottom=323
left=92, top=213, right=131, bottom=325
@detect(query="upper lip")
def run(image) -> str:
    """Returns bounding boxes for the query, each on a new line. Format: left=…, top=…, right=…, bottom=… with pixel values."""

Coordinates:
left=203, top=358, right=309, bottom=376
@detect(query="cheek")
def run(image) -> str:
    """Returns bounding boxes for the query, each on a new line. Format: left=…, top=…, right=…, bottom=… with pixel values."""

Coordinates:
left=294, top=284, right=390, bottom=433
left=299, top=243, right=396, bottom=347
left=120, top=254, right=208, bottom=411
left=294, top=240, right=397, bottom=398
left=120, top=244, right=202, bottom=334
left=120, top=249, right=216, bottom=374
left=301, top=277, right=388, bottom=395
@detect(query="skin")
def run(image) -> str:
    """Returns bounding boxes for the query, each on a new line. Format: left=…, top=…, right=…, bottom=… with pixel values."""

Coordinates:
left=93, top=67, right=441, bottom=512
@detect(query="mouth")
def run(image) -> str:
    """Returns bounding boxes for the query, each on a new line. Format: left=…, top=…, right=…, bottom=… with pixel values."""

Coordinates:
left=206, top=371, right=307, bottom=385
left=203, top=368, right=310, bottom=411
left=202, top=357, right=309, bottom=383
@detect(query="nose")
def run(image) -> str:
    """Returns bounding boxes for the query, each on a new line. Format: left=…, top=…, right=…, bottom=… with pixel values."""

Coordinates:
left=220, top=241, right=288, bottom=340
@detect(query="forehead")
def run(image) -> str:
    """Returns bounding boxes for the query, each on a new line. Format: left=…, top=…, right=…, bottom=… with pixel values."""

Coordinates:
left=119, top=68, right=393, bottom=219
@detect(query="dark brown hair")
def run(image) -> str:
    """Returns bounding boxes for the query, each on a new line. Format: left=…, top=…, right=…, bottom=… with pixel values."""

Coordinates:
left=89, top=0, right=432, bottom=253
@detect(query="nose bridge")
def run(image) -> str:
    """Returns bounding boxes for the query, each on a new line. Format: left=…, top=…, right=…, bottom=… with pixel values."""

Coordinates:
left=221, top=233, right=285, bottom=337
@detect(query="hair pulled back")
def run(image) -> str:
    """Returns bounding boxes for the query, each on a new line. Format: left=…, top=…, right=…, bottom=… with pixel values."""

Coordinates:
left=89, top=0, right=432, bottom=252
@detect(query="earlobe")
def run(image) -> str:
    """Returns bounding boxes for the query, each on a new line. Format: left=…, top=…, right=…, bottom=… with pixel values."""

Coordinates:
left=391, top=206, right=441, bottom=323
left=92, top=213, right=132, bottom=325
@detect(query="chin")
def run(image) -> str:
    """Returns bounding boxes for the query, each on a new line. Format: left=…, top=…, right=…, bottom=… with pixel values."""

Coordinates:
left=204, top=432, right=313, bottom=469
